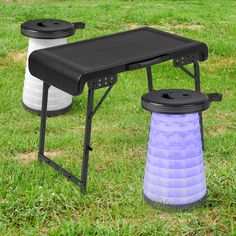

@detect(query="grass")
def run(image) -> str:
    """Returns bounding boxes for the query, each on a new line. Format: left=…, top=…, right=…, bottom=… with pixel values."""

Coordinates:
left=0, top=0, right=236, bottom=235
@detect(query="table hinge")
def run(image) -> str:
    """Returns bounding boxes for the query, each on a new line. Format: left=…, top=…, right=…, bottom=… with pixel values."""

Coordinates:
left=88, top=75, right=117, bottom=90
left=173, top=53, right=198, bottom=67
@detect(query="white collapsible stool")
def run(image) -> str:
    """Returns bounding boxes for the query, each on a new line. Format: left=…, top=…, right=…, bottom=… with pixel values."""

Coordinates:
left=21, top=19, right=85, bottom=115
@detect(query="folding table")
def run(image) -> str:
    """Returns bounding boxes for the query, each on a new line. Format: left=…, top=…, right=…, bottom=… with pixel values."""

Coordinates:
left=28, top=27, right=208, bottom=193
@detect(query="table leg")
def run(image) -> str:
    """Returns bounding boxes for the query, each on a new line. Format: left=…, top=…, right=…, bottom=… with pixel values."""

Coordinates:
left=146, top=66, right=153, bottom=92
left=37, top=77, right=115, bottom=190
left=194, top=62, right=204, bottom=151
left=80, top=88, right=95, bottom=193
left=37, top=82, right=81, bottom=184
left=38, top=82, right=50, bottom=161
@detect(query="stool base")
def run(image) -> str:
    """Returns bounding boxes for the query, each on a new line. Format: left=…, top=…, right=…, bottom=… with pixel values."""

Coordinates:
left=22, top=101, right=72, bottom=117
left=143, top=191, right=207, bottom=210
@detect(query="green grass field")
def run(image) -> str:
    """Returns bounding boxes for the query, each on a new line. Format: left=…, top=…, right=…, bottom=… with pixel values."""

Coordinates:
left=0, top=0, right=236, bottom=235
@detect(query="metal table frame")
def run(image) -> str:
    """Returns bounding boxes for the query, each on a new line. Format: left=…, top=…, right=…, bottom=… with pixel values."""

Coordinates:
left=38, top=60, right=203, bottom=194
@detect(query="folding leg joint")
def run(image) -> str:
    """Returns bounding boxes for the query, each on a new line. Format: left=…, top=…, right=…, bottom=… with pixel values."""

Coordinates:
left=173, top=54, right=199, bottom=67
left=87, top=75, right=117, bottom=90
left=87, top=145, right=93, bottom=151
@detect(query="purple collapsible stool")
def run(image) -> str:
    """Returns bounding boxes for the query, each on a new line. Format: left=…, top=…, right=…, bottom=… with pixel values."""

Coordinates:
left=141, top=89, right=222, bottom=208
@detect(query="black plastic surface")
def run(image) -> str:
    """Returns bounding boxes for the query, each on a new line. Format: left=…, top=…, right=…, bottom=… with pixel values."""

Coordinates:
left=141, top=89, right=211, bottom=114
left=29, top=27, right=208, bottom=95
left=21, top=19, right=85, bottom=39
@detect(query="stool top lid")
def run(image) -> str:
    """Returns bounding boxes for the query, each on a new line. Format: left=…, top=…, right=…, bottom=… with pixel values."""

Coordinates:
left=141, top=89, right=222, bottom=114
left=21, top=19, right=85, bottom=39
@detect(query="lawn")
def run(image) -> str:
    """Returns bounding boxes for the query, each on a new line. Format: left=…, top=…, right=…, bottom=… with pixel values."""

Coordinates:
left=0, top=0, right=235, bottom=235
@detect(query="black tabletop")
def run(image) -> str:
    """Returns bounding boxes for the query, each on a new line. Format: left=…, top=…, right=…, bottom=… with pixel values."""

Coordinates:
left=29, top=27, right=208, bottom=95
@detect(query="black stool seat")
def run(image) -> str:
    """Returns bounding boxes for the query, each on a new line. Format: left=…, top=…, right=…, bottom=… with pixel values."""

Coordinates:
left=28, top=27, right=208, bottom=96
left=21, top=19, right=85, bottom=39
left=141, top=89, right=222, bottom=114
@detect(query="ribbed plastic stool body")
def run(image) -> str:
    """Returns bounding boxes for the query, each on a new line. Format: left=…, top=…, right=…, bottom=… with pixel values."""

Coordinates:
left=23, top=38, right=72, bottom=113
left=143, top=112, right=207, bottom=207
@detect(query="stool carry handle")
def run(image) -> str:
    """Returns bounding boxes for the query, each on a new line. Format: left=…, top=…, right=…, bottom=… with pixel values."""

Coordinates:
left=207, top=93, right=223, bottom=103
left=73, top=22, right=86, bottom=30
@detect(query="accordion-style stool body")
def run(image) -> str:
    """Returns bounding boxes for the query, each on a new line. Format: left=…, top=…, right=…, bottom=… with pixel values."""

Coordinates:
left=21, top=19, right=85, bottom=115
left=141, top=89, right=222, bottom=208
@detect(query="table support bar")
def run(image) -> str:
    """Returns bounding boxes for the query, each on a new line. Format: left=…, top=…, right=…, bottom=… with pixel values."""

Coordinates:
left=39, top=153, right=82, bottom=185
left=89, top=83, right=114, bottom=119
left=179, top=66, right=195, bottom=80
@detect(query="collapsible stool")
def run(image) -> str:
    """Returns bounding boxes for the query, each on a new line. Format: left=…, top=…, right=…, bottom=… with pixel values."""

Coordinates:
left=141, top=89, right=222, bottom=208
left=21, top=19, right=85, bottom=115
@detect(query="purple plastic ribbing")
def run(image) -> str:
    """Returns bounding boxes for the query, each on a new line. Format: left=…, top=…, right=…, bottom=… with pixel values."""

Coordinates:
left=143, top=112, right=207, bottom=206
